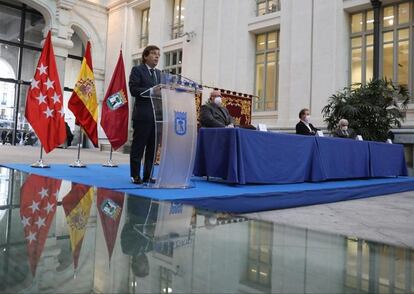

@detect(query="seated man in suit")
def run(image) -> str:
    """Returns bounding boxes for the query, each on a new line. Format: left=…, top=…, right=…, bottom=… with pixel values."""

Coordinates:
left=333, top=118, right=356, bottom=139
left=200, top=90, right=235, bottom=128
left=296, top=108, right=319, bottom=135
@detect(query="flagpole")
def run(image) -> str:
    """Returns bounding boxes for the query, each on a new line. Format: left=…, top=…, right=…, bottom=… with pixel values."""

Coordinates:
left=31, top=145, right=50, bottom=168
left=103, top=146, right=118, bottom=167
left=70, top=127, right=86, bottom=168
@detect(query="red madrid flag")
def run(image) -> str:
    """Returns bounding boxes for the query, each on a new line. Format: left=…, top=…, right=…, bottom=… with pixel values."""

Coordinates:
left=20, top=174, right=61, bottom=276
left=25, top=31, right=66, bottom=153
left=97, top=188, right=124, bottom=262
left=100, top=50, right=129, bottom=150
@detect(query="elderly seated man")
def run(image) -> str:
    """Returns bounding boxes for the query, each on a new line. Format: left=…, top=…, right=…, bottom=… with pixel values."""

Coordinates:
left=333, top=119, right=356, bottom=139
left=200, top=90, right=234, bottom=128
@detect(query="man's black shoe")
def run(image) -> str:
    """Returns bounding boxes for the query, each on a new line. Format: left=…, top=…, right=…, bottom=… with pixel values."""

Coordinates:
left=143, top=178, right=156, bottom=184
left=131, top=176, right=143, bottom=184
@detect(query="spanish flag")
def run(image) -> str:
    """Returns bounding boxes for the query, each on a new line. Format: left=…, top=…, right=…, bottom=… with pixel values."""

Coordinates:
left=62, top=183, right=94, bottom=270
left=68, top=41, right=98, bottom=147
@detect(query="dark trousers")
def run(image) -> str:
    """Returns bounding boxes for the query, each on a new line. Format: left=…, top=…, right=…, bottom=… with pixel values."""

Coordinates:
left=130, top=120, right=155, bottom=180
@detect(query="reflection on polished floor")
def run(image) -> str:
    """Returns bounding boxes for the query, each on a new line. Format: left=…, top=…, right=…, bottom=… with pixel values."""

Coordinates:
left=0, top=167, right=413, bottom=293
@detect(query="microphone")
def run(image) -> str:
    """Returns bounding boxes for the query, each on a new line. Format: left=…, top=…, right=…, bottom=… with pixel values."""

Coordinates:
left=161, top=70, right=202, bottom=90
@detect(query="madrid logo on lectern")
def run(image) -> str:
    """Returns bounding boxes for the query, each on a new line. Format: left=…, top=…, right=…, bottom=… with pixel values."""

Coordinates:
left=174, top=111, right=187, bottom=136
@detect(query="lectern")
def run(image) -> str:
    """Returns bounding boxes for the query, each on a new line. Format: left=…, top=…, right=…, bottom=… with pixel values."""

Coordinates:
left=141, top=74, right=198, bottom=188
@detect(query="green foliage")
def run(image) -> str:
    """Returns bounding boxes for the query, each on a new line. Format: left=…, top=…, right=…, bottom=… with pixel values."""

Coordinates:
left=322, top=79, right=410, bottom=142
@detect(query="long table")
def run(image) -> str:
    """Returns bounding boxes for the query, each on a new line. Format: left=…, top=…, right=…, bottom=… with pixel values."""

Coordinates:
left=193, top=128, right=407, bottom=184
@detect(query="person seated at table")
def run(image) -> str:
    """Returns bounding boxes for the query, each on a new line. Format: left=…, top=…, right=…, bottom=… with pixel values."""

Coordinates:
left=333, top=119, right=356, bottom=139
left=296, top=108, right=319, bottom=135
left=200, top=90, right=234, bottom=128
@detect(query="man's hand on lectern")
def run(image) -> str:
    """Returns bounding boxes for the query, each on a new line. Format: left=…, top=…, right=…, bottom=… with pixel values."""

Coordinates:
left=153, top=85, right=162, bottom=97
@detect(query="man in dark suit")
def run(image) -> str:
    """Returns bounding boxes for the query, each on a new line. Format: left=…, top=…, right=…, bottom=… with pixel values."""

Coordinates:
left=129, top=45, right=161, bottom=184
left=200, top=90, right=234, bottom=128
left=333, top=119, right=356, bottom=139
left=121, top=196, right=159, bottom=277
left=296, top=108, right=319, bottom=135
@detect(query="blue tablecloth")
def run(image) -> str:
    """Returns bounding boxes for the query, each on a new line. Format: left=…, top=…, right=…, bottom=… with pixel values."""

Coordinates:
left=315, top=136, right=371, bottom=180
left=193, top=128, right=407, bottom=184
left=368, top=141, right=408, bottom=177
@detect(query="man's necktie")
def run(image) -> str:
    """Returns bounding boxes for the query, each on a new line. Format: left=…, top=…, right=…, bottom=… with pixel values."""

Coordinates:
left=150, top=69, right=157, bottom=84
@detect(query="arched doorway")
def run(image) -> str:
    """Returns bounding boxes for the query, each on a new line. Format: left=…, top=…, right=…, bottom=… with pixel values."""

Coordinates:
left=0, top=0, right=46, bottom=145
left=0, top=58, right=16, bottom=127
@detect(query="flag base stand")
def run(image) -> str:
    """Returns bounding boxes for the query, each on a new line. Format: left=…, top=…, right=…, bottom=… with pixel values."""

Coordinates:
left=31, top=159, right=50, bottom=168
left=102, top=147, right=118, bottom=167
left=69, top=159, right=86, bottom=168
left=70, top=129, right=86, bottom=168
left=102, top=160, right=118, bottom=167
left=31, top=146, right=50, bottom=168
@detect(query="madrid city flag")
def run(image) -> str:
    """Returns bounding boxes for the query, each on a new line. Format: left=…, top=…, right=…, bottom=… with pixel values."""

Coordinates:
left=100, top=50, right=129, bottom=150
left=24, top=31, right=66, bottom=153
left=68, top=41, right=98, bottom=147
left=97, top=188, right=124, bottom=262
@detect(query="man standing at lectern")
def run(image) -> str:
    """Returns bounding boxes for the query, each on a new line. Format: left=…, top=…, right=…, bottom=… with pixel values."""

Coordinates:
left=129, top=45, right=161, bottom=184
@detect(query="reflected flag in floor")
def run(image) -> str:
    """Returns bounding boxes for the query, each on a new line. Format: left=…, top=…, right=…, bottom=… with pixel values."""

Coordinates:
left=100, top=50, right=129, bottom=150
left=62, top=183, right=94, bottom=270
left=68, top=41, right=98, bottom=147
left=97, top=188, right=124, bottom=262
left=20, top=174, right=61, bottom=276
left=24, top=31, right=66, bottom=153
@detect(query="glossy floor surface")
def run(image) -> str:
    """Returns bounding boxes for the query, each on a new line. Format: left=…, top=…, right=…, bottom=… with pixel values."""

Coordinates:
left=1, top=166, right=414, bottom=293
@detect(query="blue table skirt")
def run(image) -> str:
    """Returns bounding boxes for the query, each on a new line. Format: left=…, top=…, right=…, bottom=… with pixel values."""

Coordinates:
left=193, top=128, right=407, bottom=184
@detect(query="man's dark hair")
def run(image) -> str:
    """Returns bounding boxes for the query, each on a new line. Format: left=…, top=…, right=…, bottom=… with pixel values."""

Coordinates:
left=299, top=108, right=309, bottom=119
left=141, top=45, right=160, bottom=64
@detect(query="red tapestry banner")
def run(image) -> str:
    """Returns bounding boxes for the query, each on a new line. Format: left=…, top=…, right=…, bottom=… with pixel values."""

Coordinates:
left=195, top=89, right=253, bottom=127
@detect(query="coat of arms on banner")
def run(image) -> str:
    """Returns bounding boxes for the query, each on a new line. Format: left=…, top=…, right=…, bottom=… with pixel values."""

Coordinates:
left=101, top=198, right=122, bottom=220
left=174, top=111, right=187, bottom=136
left=106, top=90, right=127, bottom=110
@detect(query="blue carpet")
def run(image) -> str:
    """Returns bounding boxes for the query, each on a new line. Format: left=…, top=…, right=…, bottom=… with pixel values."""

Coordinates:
left=2, top=163, right=138, bottom=190
left=3, top=163, right=414, bottom=213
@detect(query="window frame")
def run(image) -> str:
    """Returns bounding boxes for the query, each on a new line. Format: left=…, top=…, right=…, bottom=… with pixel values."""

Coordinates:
left=140, top=8, right=150, bottom=49
left=256, top=0, right=280, bottom=17
left=349, top=10, right=374, bottom=85
left=171, top=0, right=185, bottom=39
left=254, top=31, right=279, bottom=112
left=349, top=1, right=414, bottom=96
left=164, top=49, right=183, bottom=75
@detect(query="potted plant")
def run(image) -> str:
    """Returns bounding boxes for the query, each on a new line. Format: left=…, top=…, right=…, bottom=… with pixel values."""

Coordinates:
left=322, top=79, right=410, bottom=141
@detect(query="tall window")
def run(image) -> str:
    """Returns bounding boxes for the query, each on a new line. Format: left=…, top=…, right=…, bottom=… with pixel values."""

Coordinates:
left=140, top=8, right=150, bottom=48
left=345, top=238, right=414, bottom=293
left=245, top=221, right=272, bottom=290
left=256, top=0, right=280, bottom=16
left=171, top=0, right=185, bottom=39
left=164, top=50, right=182, bottom=75
left=350, top=10, right=374, bottom=84
left=381, top=3, right=411, bottom=88
left=0, top=1, right=45, bottom=144
left=254, top=32, right=279, bottom=112
left=160, top=267, right=173, bottom=293
left=350, top=2, right=413, bottom=94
